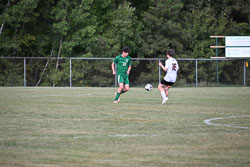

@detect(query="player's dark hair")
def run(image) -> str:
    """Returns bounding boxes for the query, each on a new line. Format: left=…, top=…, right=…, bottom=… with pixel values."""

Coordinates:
left=166, top=49, right=175, bottom=57
left=122, top=46, right=131, bottom=53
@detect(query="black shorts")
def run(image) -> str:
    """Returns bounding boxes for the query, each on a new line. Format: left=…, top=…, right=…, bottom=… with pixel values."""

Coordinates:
left=160, top=79, right=174, bottom=87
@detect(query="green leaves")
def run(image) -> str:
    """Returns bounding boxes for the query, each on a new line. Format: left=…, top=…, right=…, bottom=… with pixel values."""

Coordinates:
left=141, top=0, right=184, bottom=57
left=3, top=0, right=38, bottom=27
left=0, top=0, right=250, bottom=86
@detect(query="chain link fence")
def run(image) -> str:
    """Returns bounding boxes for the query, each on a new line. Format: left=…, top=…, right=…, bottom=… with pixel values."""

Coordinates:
left=0, top=57, right=249, bottom=87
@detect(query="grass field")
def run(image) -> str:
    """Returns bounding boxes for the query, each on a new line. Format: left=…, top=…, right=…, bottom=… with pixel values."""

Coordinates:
left=0, top=87, right=250, bottom=167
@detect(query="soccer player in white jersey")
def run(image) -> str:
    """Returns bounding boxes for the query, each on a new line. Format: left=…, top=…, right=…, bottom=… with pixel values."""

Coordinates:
left=158, top=49, right=179, bottom=105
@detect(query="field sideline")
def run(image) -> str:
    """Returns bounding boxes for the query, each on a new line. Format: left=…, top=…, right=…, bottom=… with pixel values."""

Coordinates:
left=0, top=87, right=250, bottom=167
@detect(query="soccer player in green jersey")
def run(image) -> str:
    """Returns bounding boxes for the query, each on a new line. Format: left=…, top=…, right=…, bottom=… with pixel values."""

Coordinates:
left=112, top=46, right=132, bottom=103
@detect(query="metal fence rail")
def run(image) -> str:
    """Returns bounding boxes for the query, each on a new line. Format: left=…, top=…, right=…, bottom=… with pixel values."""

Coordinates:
left=0, top=57, right=249, bottom=87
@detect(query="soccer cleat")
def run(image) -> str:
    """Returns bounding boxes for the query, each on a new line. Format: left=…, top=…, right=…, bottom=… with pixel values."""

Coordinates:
left=162, top=97, right=168, bottom=105
left=113, top=100, right=119, bottom=104
left=114, top=92, right=120, bottom=102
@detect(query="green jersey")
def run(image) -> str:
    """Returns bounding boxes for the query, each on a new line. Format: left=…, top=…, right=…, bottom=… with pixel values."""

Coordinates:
left=113, top=54, right=132, bottom=76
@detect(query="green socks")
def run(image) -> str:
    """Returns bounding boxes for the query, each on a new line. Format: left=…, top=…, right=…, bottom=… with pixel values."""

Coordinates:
left=114, top=90, right=127, bottom=101
left=114, top=92, right=120, bottom=101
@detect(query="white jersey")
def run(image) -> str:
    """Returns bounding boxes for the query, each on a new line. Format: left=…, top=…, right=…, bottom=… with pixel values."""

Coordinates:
left=164, top=57, right=179, bottom=82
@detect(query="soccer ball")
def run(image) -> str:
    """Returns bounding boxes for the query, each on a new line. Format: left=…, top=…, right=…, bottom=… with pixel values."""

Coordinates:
left=145, top=84, right=153, bottom=91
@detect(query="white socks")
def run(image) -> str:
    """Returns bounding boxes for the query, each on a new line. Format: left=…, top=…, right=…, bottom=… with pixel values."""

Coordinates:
left=161, top=91, right=167, bottom=99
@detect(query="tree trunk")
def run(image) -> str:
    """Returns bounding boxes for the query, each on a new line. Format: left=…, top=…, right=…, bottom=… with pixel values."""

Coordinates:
left=36, top=44, right=55, bottom=87
left=56, top=37, right=63, bottom=69
left=53, top=37, right=63, bottom=87
left=0, top=0, right=11, bottom=36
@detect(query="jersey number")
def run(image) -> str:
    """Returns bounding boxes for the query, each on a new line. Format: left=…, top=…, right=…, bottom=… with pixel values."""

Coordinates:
left=172, top=63, right=177, bottom=71
left=123, top=62, right=126, bottom=66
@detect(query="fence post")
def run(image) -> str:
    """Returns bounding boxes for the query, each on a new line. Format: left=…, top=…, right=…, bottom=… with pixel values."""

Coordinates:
left=24, top=58, right=26, bottom=87
left=244, top=60, right=246, bottom=86
left=196, top=59, right=198, bottom=87
left=210, top=36, right=225, bottom=85
left=216, top=38, right=219, bottom=85
left=70, top=58, right=72, bottom=87
left=159, top=59, right=161, bottom=83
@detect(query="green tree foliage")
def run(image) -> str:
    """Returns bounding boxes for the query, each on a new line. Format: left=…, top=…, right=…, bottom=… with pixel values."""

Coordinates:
left=141, top=0, right=184, bottom=57
left=0, top=0, right=249, bottom=86
left=0, top=0, right=39, bottom=56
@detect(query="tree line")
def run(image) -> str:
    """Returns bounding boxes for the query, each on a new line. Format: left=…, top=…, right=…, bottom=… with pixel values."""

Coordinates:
left=0, top=0, right=249, bottom=86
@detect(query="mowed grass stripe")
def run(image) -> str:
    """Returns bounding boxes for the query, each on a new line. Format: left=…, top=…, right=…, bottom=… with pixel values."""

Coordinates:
left=0, top=87, right=250, bottom=167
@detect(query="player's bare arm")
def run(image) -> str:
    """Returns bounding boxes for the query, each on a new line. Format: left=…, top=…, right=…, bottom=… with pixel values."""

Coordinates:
left=111, top=62, right=116, bottom=75
left=127, top=65, right=131, bottom=75
left=159, top=62, right=167, bottom=71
